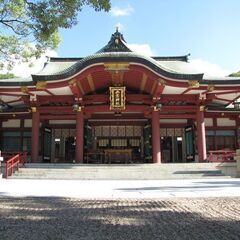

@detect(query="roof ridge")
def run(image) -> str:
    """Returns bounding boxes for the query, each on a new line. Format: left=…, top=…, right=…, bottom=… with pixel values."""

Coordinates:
left=49, top=57, right=83, bottom=62
left=97, top=29, right=131, bottom=53
left=153, top=54, right=190, bottom=62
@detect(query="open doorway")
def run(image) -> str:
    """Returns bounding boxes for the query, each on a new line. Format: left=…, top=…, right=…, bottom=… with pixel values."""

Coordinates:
left=65, top=137, right=75, bottom=162
left=161, top=137, right=172, bottom=162
left=161, top=136, right=184, bottom=163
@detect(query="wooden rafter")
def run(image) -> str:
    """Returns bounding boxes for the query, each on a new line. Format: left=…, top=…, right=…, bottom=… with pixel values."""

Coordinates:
left=6, top=97, right=22, bottom=104
left=207, top=90, right=240, bottom=96
left=68, top=79, right=82, bottom=98
left=44, top=89, right=54, bottom=96
left=140, top=73, right=147, bottom=92
left=87, top=74, right=95, bottom=92
left=181, top=88, right=191, bottom=95
left=228, top=94, right=240, bottom=105
left=0, top=92, right=25, bottom=97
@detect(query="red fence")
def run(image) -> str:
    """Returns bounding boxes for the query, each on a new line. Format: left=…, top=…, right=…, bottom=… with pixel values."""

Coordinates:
left=208, top=150, right=236, bottom=163
left=3, top=152, right=28, bottom=178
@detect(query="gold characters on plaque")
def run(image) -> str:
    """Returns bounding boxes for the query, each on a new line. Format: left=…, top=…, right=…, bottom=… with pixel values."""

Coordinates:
left=109, top=86, right=126, bottom=110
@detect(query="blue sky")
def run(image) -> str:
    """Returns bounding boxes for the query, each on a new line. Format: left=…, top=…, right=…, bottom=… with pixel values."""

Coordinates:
left=56, top=0, right=240, bottom=74
left=2, top=0, right=240, bottom=77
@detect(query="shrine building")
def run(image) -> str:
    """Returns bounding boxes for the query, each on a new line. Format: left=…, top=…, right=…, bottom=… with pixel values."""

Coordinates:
left=0, top=30, right=239, bottom=164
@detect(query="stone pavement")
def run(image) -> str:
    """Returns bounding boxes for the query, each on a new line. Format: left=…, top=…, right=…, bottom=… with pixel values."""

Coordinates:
left=0, top=178, right=240, bottom=199
left=0, top=197, right=239, bottom=240
left=1, top=179, right=240, bottom=240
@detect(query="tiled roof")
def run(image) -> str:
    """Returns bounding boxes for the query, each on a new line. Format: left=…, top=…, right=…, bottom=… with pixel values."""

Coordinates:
left=32, top=52, right=204, bottom=81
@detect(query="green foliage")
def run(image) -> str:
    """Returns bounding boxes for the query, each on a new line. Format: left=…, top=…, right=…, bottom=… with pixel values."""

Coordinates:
left=0, top=73, right=16, bottom=79
left=229, top=71, right=240, bottom=77
left=0, top=0, right=111, bottom=68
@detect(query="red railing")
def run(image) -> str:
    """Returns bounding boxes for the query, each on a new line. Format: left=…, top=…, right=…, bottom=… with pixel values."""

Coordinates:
left=4, top=152, right=28, bottom=178
left=208, top=150, right=236, bottom=163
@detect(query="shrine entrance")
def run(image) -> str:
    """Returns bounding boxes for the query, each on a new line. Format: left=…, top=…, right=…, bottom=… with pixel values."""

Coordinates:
left=86, top=124, right=143, bottom=164
left=50, top=122, right=186, bottom=164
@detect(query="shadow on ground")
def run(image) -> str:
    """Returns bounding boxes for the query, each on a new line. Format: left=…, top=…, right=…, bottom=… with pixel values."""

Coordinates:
left=173, top=170, right=224, bottom=176
left=0, top=197, right=239, bottom=240
left=115, top=180, right=240, bottom=192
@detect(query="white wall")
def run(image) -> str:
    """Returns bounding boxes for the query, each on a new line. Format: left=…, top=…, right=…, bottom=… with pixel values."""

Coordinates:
left=24, top=119, right=32, bottom=127
left=217, top=118, right=236, bottom=127
left=2, top=119, right=20, bottom=128
left=204, top=118, right=213, bottom=127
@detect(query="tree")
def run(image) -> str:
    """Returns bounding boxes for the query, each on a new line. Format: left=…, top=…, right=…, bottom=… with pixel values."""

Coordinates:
left=229, top=71, right=240, bottom=77
left=0, top=72, right=16, bottom=79
left=0, top=0, right=111, bottom=69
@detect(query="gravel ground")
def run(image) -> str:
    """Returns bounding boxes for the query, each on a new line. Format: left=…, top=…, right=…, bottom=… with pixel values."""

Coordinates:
left=0, top=197, right=239, bottom=240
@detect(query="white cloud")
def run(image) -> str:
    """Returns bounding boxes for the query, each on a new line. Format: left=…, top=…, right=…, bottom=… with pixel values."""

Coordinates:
left=0, top=49, right=58, bottom=77
left=188, top=59, right=231, bottom=77
left=110, top=5, right=134, bottom=17
left=128, top=43, right=154, bottom=56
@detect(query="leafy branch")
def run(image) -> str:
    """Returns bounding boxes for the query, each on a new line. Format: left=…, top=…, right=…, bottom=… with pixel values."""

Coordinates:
left=0, top=0, right=111, bottom=70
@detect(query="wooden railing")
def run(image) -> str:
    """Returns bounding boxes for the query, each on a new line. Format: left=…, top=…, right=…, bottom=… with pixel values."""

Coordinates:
left=4, top=152, right=28, bottom=178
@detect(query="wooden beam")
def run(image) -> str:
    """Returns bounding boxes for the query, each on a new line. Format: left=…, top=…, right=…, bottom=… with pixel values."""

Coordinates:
left=40, top=115, right=75, bottom=120
left=0, top=92, right=25, bottom=97
left=39, top=106, right=73, bottom=113
left=44, top=89, right=54, bottom=96
left=38, top=95, right=74, bottom=105
left=152, top=79, right=166, bottom=97
left=77, top=81, right=85, bottom=95
left=87, top=74, right=95, bottom=92
left=207, top=90, right=240, bottom=96
left=228, top=94, right=240, bottom=105
left=153, top=83, right=165, bottom=97
left=140, top=73, right=147, bottom=92
left=83, top=94, right=152, bottom=105
left=181, top=89, right=191, bottom=95
left=6, top=97, right=22, bottom=104
left=161, top=94, right=198, bottom=104
left=159, top=114, right=196, bottom=119
left=150, top=81, right=157, bottom=95
left=68, top=79, right=81, bottom=97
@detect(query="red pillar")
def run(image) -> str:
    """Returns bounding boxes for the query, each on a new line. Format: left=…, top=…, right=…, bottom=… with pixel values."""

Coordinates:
left=75, top=111, right=84, bottom=163
left=152, top=110, right=161, bottom=163
left=31, top=110, right=40, bottom=163
left=236, top=118, right=240, bottom=149
left=196, top=109, right=207, bottom=162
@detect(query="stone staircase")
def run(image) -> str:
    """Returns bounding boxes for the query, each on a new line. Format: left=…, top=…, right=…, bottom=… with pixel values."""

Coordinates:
left=8, top=163, right=232, bottom=180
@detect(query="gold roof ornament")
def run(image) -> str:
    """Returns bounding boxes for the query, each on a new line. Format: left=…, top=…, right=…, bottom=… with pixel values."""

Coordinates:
left=158, top=79, right=166, bottom=86
left=199, top=105, right=205, bottom=112
left=31, top=107, right=37, bottom=113
left=68, top=79, right=77, bottom=87
left=207, top=84, right=215, bottom=92
left=21, top=86, right=29, bottom=94
left=36, top=81, right=47, bottom=90
left=188, top=80, right=199, bottom=88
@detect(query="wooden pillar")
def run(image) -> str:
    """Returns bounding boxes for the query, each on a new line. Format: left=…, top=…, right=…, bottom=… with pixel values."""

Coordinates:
left=213, top=118, right=217, bottom=150
left=152, top=110, right=161, bottom=163
left=20, top=119, right=24, bottom=152
left=75, top=111, right=84, bottom=163
left=31, top=110, right=40, bottom=163
left=236, top=118, right=240, bottom=149
left=0, top=121, right=2, bottom=150
left=196, top=108, right=207, bottom=162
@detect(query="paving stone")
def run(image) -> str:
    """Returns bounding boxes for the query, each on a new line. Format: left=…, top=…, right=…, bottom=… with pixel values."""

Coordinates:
left=0, top=197, right=239, bottom=240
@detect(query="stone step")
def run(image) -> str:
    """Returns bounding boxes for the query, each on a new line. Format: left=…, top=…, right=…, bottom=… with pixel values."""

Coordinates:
left=11, top=172, right=227, bottom=180
left=9, top=163, right=229, bottom=180
left=22, top=163, right=221, bottom=169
